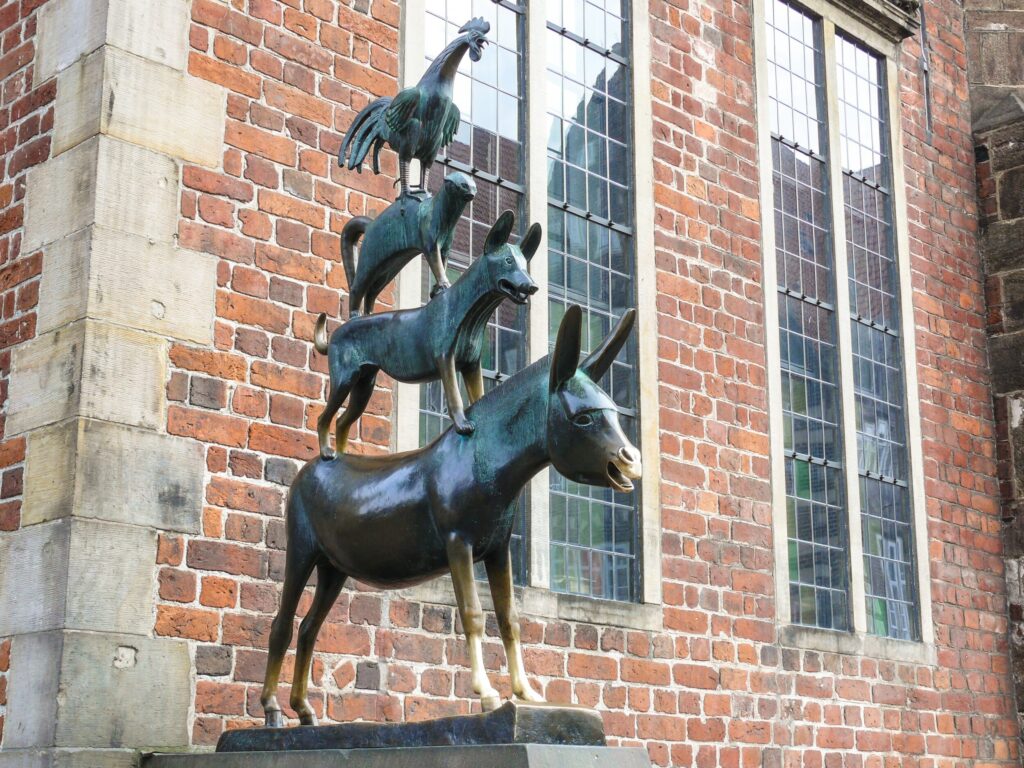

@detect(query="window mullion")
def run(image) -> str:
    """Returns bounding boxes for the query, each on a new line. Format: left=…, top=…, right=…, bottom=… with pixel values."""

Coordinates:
left=524, top=0, right=551, bottom=591
left=821, top=21, right=867, bottom=635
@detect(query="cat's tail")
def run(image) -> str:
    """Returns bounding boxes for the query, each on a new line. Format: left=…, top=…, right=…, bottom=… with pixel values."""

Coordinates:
left=340, top=215, right=371, bottom=298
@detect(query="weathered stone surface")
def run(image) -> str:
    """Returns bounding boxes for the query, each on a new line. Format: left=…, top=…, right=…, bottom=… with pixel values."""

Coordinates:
left=218, top=702, right=606, bottom=753
left=998, top=166, right=1024, bottom=219
left=983, top=216, right=1024, bottom=273
left=0, top=750, right=140, bottom=768
left=8, top=320, right=167, bottom=436
left=0, top=522, right=71, bottom=636
left=149, top=746, right=650, bottom=768
left=987, top=331, right=1024, bottom=394
left=0, top=519, right=157, bottom=636
left=38, top=226, right=216, bottom=344
left=24, top=136, right=179, bottom=252
left=55, top=47, right=225, bottom=165
left=5, top=631, right=191, bottom=751
left=36, top=0, right=189, bottom=82
left=23, top=419, right=204, bottom=532
left=3, top=631, right=63, bottom=749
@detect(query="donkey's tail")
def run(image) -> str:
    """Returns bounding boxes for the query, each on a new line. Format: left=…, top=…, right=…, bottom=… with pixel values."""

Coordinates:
left=314, top=313, right=329, bottom=355
left=341, top=216, right=371, bottom=294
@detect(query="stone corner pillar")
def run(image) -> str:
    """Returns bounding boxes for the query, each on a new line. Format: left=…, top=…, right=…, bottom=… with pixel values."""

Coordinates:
left=0, top=0, right=225, bottom=763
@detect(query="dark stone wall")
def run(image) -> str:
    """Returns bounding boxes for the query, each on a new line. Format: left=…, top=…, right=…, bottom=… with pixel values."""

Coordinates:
left=965, top=0, right=1024, bottom=739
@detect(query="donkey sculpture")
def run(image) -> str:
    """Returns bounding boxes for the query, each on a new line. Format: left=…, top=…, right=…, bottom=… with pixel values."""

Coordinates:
left=261, top=305, right=642, bottom=726
left=341, top=171, right=476, bottom=319
left=313, top=210, right=540, bottom=458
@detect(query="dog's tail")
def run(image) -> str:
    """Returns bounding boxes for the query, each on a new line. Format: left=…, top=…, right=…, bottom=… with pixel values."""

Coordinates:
left=314, top=312, right=329, bottom=355
left=341, top=216, right=371, bottom=296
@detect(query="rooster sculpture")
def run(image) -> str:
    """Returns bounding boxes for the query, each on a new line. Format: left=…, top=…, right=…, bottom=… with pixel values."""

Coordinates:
left=339, top=17, right=489, bottom=197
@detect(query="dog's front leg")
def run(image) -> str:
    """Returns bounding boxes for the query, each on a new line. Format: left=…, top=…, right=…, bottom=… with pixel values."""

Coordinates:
left=427, top=244, right=451, bottom=298
left=437, top=352, right=474, bottom=434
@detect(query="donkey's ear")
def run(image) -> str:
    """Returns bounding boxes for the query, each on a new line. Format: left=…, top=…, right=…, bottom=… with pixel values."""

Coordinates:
left=520, top=222, right=542, bottom=262
left=550, top=305, right=583, bottom=393
left=580, top=309, right=636, bottom=382
left=484, top=210, right=516, bottom=253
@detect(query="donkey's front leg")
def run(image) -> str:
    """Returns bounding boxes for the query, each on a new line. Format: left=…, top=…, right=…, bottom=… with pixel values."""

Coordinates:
left=447, top=536, right=500, bottom=710
left=485, top=547, right=543, bottom=703
left=437, top=353, right=474, bottom=434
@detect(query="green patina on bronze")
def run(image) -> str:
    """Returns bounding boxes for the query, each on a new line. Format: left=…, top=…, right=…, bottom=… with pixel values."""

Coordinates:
left=339, top=18, right=490, bottom=196
left=341, top=172, right=477, bottom=319
left=314, top=210, right=540, bottom=457
left=260, top=306, right=642, bottom=728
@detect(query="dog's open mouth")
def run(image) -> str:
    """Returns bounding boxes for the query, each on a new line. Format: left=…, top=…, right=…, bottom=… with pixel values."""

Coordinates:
left=498, top=280, right=535, bottom=304
left=606, top=461, right=634, bottom=492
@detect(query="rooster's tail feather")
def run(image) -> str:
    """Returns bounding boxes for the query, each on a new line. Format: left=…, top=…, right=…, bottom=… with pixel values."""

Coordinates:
left=340, top=98, right=391, bottom=172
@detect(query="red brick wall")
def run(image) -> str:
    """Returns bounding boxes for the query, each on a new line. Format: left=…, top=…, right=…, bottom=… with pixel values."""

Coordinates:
left=0, top=0, right=55, bottom=746
left=154, top=0, right=1021, bottom=764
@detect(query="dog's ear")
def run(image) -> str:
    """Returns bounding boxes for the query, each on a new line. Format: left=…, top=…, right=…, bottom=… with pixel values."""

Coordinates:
left=484, top=210, right=515, bottom=253
left=520, top=223, right=542, bottom=262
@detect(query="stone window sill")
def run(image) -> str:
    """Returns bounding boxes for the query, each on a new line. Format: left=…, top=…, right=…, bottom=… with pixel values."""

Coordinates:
left=400, top=578, right=663, bottom=632
left=779, top=624, right=937, bottom=665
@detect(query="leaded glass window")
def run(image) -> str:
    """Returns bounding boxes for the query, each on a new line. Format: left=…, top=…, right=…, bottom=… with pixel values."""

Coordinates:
left=546, top=0, right=639, bottom=602
left=420, top=0, right=528, bottom=584
left=764, top=0, right=918, bottom=639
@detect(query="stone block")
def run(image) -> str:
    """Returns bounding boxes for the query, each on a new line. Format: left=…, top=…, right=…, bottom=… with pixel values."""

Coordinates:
left=7, top=320, right=167, bottom=436
left=23, top=418, right=204, bottom=533
left=38, top=226, right=216, bottom=344
left=6, top=631, right=191, bottom=751
left=24, top=136, right=179, bottom=252
left=998, top=166, right=1024, bottom=219
left=0, top=522, right=71, bottom=637
left=998, top=269, right=1024, bottom=331
left=3, top=631, right=63, bottom=749
left=36, top=0, right=189, bottom=82
left=146, top=746, right=651, bottom=768
left=54, top=47, right=225, bottom=166
left=989, top=331, right=1024, bottom=394
left=56, top=632, right=191, bottom=749
left=982, top=216, right=1024, bottom=273
left=0, top=519, right=157, bottom=636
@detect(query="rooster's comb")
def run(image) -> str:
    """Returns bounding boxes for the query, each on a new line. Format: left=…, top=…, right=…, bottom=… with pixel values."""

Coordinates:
left=458, top=17, right=491, bottom=35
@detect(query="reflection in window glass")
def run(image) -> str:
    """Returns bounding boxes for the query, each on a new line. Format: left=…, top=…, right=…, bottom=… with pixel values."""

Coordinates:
left=547, top=0, right=638, bottom=602
left=836, top=37, right=917, bottom=641
left=420, top=0, right=528, bottom=583
left=767, top=0, right=850, bottom=631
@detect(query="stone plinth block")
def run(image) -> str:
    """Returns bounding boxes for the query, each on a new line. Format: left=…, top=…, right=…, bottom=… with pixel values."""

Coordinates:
left=217, top=702, right=605, bottom=753
left=147, top=745, right=651, bottom=768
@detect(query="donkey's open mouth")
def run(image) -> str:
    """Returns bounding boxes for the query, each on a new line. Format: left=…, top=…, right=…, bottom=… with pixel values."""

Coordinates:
left=606, top=447, right=642, bottom=492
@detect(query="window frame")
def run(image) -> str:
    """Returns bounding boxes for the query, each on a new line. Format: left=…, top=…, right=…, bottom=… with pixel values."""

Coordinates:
left=753, top=0, right=935, bottom=655
left=394, top=0, right=663, bottom=613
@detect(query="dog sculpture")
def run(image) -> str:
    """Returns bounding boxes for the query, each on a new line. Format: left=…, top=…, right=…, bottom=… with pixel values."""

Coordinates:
left=314, top=210, right=540, bottom=458
left=261, top=305, right=642, bottom=725
left=342, top=172, right=476, bottom=319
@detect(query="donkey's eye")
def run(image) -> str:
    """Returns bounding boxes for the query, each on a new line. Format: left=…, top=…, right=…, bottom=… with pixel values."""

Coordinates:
left=505, top=256, right=513, bottom=265
left=573, top=413, right=594, bottom=427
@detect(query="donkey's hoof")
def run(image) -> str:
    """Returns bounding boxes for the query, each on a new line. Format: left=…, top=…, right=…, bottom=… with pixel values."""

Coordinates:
left=298, top=711, right=319, bottom=726
left=264, top=709, right=285, bottom=728
left=480, top=693, right=501, bottom=712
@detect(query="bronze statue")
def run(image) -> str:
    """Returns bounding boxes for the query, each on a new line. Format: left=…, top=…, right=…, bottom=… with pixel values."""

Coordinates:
left=314, top=210, right=540, bottom=458
left=261, top=305, right=642, bottom=727
left=339, top=18, right=489, bottom=197
left=341, top=172, right=476, bottom=319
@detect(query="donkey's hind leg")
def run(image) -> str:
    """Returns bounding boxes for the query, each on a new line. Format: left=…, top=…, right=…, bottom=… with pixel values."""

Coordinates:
left=260, top=503, right=319, bottom=727
left=447, top=536, right=500, bottom=710
left=290, top=563, right=347, bottom=726
left=334, top=371, right=376, bottom=453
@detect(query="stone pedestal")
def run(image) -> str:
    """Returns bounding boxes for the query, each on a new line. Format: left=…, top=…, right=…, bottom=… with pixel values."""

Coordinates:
left=146, top=745, right=651, bottom=768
